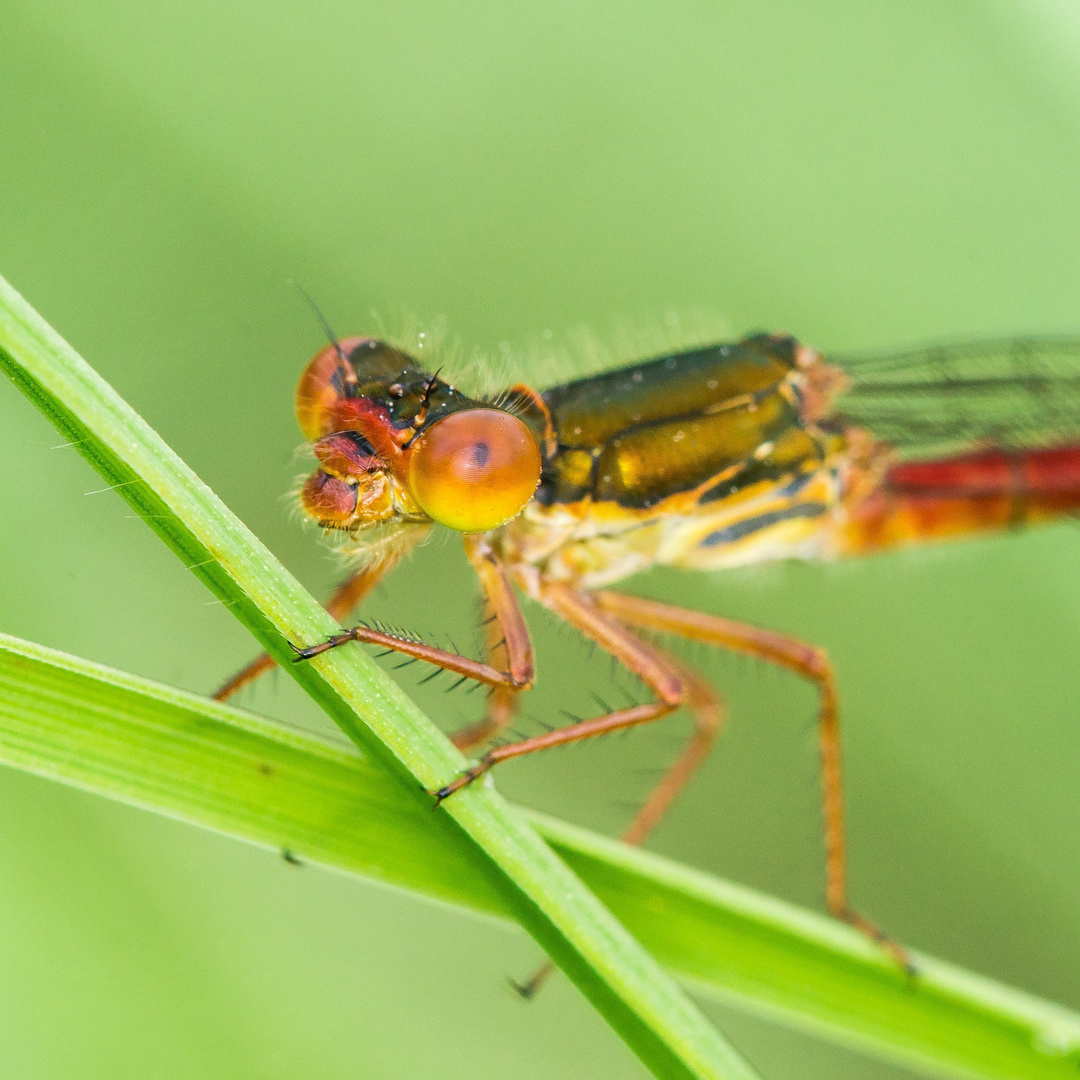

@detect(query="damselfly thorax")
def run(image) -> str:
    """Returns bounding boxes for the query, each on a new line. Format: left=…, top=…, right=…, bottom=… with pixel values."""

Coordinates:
left=217, top=327, right=1080, bottom=986
left=497, top=338, right=859, bottom=590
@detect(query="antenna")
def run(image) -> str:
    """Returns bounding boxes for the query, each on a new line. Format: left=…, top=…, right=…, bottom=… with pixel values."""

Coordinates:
left=292, top=282, right=357, bottom=388
left=293, top=282, right=345, bottom=357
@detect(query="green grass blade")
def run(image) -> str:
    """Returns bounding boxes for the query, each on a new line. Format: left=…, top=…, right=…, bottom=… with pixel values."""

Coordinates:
left=0, top=630, right=1077, bottom=1080
left=0, top=272, right=756, bottom=1080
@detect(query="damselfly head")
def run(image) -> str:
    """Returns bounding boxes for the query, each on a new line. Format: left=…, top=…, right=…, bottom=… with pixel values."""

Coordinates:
left=295, top=338, right=542, bottom=535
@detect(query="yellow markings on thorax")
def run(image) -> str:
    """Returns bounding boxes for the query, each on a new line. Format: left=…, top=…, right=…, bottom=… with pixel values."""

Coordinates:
left=499, top=457, right=846, bottom=589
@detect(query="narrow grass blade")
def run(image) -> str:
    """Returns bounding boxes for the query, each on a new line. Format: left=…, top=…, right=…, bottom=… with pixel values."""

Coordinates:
left=0, top=273, right=755, bottom=1080
left=0, top=630, right=1077, bottom=1080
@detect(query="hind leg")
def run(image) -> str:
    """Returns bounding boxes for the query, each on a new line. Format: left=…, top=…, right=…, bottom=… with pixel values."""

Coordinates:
left=592, top=589, right=913, bottom=972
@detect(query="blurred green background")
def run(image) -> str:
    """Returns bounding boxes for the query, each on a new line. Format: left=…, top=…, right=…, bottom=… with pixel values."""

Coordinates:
left=3, top=2, right=1080, bottom=1077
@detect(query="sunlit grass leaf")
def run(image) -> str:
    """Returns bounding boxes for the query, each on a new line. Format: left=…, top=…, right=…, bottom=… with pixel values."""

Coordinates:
left=1, top=630, right=1078, bottom=1080
left=0, top=272, right=758, bottom=1080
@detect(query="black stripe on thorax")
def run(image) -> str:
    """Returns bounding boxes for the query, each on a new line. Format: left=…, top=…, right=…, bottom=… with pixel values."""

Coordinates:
left=700, top=502, right=829, bottom=547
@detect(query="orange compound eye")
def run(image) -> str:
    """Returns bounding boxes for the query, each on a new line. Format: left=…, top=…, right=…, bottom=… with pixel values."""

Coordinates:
left=295, top=337, right=371, bottom=440
left=407, top=409, right=542, bottom=532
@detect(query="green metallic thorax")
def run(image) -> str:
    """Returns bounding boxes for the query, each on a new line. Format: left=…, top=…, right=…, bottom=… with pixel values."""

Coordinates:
left=489, top=334, right=852, bottom=590
left=536, top=334, right=831, bottom=509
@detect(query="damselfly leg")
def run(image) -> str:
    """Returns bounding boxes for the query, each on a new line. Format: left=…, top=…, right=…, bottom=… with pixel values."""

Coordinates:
left=293, top=569, right=913, bottom=977
left=590, top=591, right=913, bottom=973
left=213, top=565, right=383, bottom=701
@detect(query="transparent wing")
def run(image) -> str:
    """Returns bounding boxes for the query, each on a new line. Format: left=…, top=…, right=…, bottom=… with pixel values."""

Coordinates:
left=830, top=337, right=1080, bottom=458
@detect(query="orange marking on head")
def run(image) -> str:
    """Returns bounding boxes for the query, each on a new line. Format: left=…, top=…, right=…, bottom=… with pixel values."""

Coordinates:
left=313, top=432, right=380, bottom=479
left=326, top=396, right=409, bottom=469
left=295, top=337, right=372, bottom=440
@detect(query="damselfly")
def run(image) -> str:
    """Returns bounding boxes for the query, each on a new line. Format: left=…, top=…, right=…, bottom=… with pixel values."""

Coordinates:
left=216, top=330, right=1080, bottom=976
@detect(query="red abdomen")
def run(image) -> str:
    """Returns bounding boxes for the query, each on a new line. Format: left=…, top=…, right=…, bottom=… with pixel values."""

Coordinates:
left=838, top=445, right=1080, bottom=555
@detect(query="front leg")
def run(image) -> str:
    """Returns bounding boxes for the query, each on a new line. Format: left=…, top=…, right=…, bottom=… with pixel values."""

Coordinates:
left=214, top=525, right=430, bottom=701
left=214, top=564, right=384, bottom=700
left=291, top=534, right=534, bottom=732
left=445, top=609, right=524, bottom=753
left=430, top=581, right=688, bottom=803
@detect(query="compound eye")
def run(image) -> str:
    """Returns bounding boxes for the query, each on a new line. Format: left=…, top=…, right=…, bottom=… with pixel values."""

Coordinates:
left=407, top=410, right=542, bottom=532
left=295, top=337, right=371, bottom=439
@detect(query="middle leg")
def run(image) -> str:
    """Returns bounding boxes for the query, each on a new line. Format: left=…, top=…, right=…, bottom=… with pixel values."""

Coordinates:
left=447, top=595, right=525, bottom=753
left=511, top=642, right=723, bottom=999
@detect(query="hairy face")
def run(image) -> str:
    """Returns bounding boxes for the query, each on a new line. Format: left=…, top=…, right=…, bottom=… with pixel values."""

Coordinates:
left=295, top=338, right=541, bottom=537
